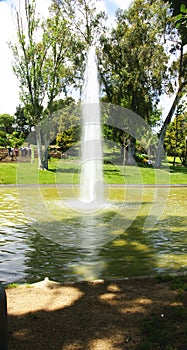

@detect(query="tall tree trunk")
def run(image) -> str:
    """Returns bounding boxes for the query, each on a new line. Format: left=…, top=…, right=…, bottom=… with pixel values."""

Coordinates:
left=43, top=146, right=49, bottom=170
left=36, top=126, right=44, bottom=170
left=36, top=116, right=51, bottom=170
left=42, top=114, right=53, bottom=170
left=126, top=136, right=136, bottom=165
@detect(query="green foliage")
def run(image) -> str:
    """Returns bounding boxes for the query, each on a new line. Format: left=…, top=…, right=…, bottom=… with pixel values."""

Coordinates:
left=99, top=0, right=170, bottom=122
left=14, top=105, right=32, bottom=137
left=167, top=0, right=187, bottom=43
left=0, top=114, right=14, bottom=133
left=164, top=104, right=187, bottom=164
left=9, top=0, right=106, bottom=169
left=10, top=0, right=74, bottom=124
left=56, top=125, right=80, bottom=152
left=0, top=113, right=25, bottom=147
left=0, top=131, right=24, bottom=148
left=9, top=0, right=77, bottom=169
left=53, top=99, right=81, bottom=151
left=6, top=283, right=19, bottom=289
left=6, top=0, right=187, bottom=170
left=99, top=0, right=172, bottom=165
left=57, top=0, right=107, bottom=46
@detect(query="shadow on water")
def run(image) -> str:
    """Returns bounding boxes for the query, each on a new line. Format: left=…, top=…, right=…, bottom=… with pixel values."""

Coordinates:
left=6, top=209, right=186, bottom=285
left=99, top=213, right=187, bottom=279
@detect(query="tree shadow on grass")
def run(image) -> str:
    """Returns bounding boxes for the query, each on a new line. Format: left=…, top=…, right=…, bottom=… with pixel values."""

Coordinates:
left=169, top=165, right=187, bottom=174
left=48, top=167, right=79, bottom=174
left=7, top=276, right=187, bottom=350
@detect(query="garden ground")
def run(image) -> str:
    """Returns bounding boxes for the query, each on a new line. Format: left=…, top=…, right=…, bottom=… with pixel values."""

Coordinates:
left=6, top=275, right=187, bottom=350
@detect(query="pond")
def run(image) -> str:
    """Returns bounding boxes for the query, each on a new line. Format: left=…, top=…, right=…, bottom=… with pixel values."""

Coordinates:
left=0, top=185, right=186, bottom=285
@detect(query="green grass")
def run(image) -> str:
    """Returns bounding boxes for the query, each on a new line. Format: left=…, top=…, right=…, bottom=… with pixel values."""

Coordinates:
left=6, top=283, right=19, bottom=288
left=0, top=163, right=17, bottom=184
left=0, top=158, right=186, bottom=185
left=6, top=283, right=31, bottom=288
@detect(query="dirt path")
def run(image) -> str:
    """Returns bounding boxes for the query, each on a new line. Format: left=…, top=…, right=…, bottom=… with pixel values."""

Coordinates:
left=6, top=276, right=187, bottom=350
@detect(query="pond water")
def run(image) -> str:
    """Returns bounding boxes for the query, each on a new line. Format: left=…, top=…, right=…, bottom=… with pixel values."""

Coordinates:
left=0, top=185, right=186, bottom=285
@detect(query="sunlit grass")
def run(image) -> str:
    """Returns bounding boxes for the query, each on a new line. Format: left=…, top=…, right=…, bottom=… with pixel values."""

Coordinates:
left=0, top=158, right=187, bottom=184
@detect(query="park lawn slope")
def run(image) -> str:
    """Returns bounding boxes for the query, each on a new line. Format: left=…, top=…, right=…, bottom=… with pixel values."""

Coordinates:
left=0, top=159, right=186, bottom=185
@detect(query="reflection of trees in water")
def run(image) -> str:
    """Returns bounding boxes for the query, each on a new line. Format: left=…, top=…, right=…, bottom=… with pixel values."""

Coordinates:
left=23, top=212, right=119, bottom=283
left=23, top=231, right=78, bottom=284
left=20, top=208, right=187, bottom=284
left=23, top=211, right=156, bottom=283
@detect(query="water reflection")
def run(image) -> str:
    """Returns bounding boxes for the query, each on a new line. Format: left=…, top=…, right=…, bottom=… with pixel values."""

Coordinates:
left=0, top=189, right=30, bottom=283
left=0, top=186, right=186, bottom=284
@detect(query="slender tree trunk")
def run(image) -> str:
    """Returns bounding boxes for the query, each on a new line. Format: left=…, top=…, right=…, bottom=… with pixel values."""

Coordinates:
left=36, top=126, right=44, bottom=169
left=36, top=116, right=51, bottom=170
left=43, top=114, right=53, bottom=170
left=123, top=143, right=127, bottom=168
left=126, top=136, right=136, bottom=165
left=122, top=133, right=130, bottom=170
left=173, top=155, right=176, bottom=167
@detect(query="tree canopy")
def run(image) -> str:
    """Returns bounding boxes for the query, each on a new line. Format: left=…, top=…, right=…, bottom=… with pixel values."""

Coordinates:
left=8, top=0, right=187, bottom=168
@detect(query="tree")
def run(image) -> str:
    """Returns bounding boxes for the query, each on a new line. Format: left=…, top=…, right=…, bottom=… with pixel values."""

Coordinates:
left=56, top=0, right=107, bottom=92
left=10, top=0, right=107, bottom=169
left=57, top=0, right=106, bottom=46
left=10, top=0, right=74, bottom=169
left=164, top=104, right=187, bottom=165
left=0, top=114, right=14, bottom=134
left=99, top=0, right=170, bottom=164
left=155, top=2, right=187, bottom=167
left=52, top=97, right=81, bottom=152
left=0, top=113, right=25, bottom=147
left=14, top=105, right=32, bottom=137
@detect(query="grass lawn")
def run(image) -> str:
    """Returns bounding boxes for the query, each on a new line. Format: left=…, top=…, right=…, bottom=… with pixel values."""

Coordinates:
left=0, top=158, right=186, bottom=185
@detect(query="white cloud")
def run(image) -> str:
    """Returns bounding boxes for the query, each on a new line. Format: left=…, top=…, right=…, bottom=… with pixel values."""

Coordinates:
left=113, top=0, right=133, bottom=10
left=96, top=0, right=107, bottom=13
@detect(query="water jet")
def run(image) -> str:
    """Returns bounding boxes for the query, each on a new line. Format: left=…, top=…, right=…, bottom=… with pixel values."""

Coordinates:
left=80, top=46, right=104, bottom=207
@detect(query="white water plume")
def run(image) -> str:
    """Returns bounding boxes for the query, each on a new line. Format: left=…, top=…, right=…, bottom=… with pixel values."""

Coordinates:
left=80, top=46, right=104, bottom=204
